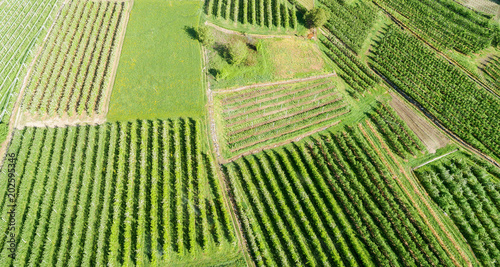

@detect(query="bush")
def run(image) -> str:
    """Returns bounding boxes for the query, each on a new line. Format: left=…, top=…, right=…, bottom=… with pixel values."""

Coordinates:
left=197, top=25, right=214, bottom=46
left=226, top=40, right=249, bottom=65
left=244, top=51, right=258, bottom=66
left=304, top=7, right=330, bottom=28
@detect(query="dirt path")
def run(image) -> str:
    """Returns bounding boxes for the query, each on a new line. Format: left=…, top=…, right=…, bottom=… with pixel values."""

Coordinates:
left=413, top=149, right=459, bottom=170
left=214, top=73, right=336, bottom=94
left=363, top=121, right=474, bottom=267
left=205, top=21, right=294, bottom=39
left=389, top=91, right=448, bottom=153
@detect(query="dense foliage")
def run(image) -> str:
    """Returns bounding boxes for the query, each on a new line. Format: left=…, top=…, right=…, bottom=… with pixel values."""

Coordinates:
left=223, top=125, right=454, bottom=266
left=205, top=0, right=297, bottom=30
left=369, top=102, right=424, bottom=159
left=304, top=7, right=329, bottom=29
left=319, top=0, right=378, bottom=53
left=0, top=119, right=238, bottom=266
left=481, top=56, right=500, bottom=94
left=22, top=0, right=127, bottom=117
left=214, top=77, right=350, bottom=157
left=374, top=0, right=498, bottom=54
left=319, top=34, right=380, bottom=95
left=370, top=25, right=500, bottom=160
left=415, top=155, right=500, bottom=266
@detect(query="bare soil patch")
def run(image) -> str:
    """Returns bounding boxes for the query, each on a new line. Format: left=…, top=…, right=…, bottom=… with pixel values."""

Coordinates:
left=389, top=92, right=448, bottom=153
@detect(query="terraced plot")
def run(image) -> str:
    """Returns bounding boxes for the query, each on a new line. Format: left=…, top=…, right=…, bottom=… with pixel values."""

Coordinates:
left=481, top=55, right=500, bottom=94
left=0, top=118, right=241, bottom=266
left=21, top=0, right=129, bottom=118
left=214, top=77, right=350, bottom=158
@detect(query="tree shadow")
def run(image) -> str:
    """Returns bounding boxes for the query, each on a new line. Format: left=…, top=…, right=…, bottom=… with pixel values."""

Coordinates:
left=184, top=26, right=198, bottom=40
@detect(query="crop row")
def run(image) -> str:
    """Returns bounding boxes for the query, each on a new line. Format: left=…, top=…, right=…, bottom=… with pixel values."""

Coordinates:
left=319, top=34, right=380, bottom=96
left=318, top=0, right=378, bottom=53
left=22, top=0, right=126, bottom=118
left=370, top=25, right=500, bottom=160
left=0, top=0, right=61, bottom=122
left=206, top=0, right=297, bottom=29
left=374, top=0, right=497, bottom=54
left=223, top=123, right=454, bottom=266
left=415, top=156, right=500, bottom=266
left=481, top=56, right=500, bottom=94
left=369, top=102, right=424, bottom=159
left=0, top=118, right=236, bottom=266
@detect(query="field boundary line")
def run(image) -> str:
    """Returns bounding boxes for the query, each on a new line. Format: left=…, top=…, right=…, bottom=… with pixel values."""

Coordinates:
left=100, top=0, right=133, bottom=120
left=412, top=149, right=459, bottom=170
left=203, top=45, right=255, bottom=267
left=363, top=121, right=473, bottom=267
left=215, top=73, right=336, bottom=93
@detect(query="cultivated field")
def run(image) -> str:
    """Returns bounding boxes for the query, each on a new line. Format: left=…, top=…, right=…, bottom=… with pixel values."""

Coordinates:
left=21, top=0, right=129, bottom=120
left=415, top=152, right=500, bottom=266
left=213, top=76, right=350, bottom=158
left=0, top=0, right=61, bottom=138
left=481, top=55, right=500, bottom=94
left=223, top=121, right=466, bottom=266
left=0, top=118, right=242, bottom=266
left=389, top=92, right=449, bottom=154
left=107, top=0, right=205, bottom=121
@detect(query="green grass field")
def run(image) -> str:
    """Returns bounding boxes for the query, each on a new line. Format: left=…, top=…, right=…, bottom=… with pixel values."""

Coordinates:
left=108, top=0, right=205, bottom=121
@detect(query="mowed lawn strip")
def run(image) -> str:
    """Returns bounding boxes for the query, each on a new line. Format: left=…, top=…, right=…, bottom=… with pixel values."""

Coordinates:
left=108, top=0, right=205, bottom=121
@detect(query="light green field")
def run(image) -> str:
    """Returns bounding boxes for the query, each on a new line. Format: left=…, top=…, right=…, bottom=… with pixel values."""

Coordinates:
left=108, top=0, right=205, bottom=121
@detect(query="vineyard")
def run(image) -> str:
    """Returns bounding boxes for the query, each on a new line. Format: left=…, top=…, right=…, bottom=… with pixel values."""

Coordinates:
left=0, top=119, right=241, bottom=266
left=213, top=77, right=350, bottom=158
left=374, top=0, right=497, bottom=54
left=319, top=33, right=380, bottom=96
left=370, top=25, right=500, bottom=161
left=0, top=0, right=61, bottom=124
left=223, top=120, right=461, bottom=266
left=481, top=55, right=500, bottom=94
left=319, top=0, right=379, bottom=53
left=415, top=153, right=500, bottom=266
left=21, top=0, right=128, bottom=119
left=205, top=0, right=298, bottom=30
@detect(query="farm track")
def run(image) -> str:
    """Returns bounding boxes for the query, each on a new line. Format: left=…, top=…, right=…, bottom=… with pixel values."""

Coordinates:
left=228, top=99, right=343, bottom=137
left=362, top=121, right=473, bottom=267
left=227, top=92, right=338, bottom=128
left=412, top=149, right=459, bottom=171
left=372, top=0, right=500, bottom=99
left=225, top=86, right=335, bottom=121
left=205, top=21, right=294, bottom=39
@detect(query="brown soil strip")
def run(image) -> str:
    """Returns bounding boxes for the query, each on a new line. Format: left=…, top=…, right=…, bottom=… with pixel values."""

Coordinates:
left=224, top=120, right=342, bottom=163
left=17, top=112, right=105, bottom=129
left=230, top=111, right=347, bottom=152
left=225, top=83, right=332, bottom=113
left=227, top=92, right=338, bottom=128
left=225, top=86, right=335, bottom=120
left=215, top=73, right=336, bottom=94
left=205, top=21, right=294, bottom=39
left=363, top=121, right=473, bottom=267
left=223, top=79, right=329, bottom=105
left=389, top=91, right=448, bottom=153
left=229, top=98, right=343, bottom=136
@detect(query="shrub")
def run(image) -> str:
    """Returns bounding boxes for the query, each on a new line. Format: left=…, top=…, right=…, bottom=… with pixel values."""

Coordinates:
left=304, top=7, right=329, bottom=28
left=197, top=25, right=214, bottom=46
left=226, top=40, right=249, bottom=65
